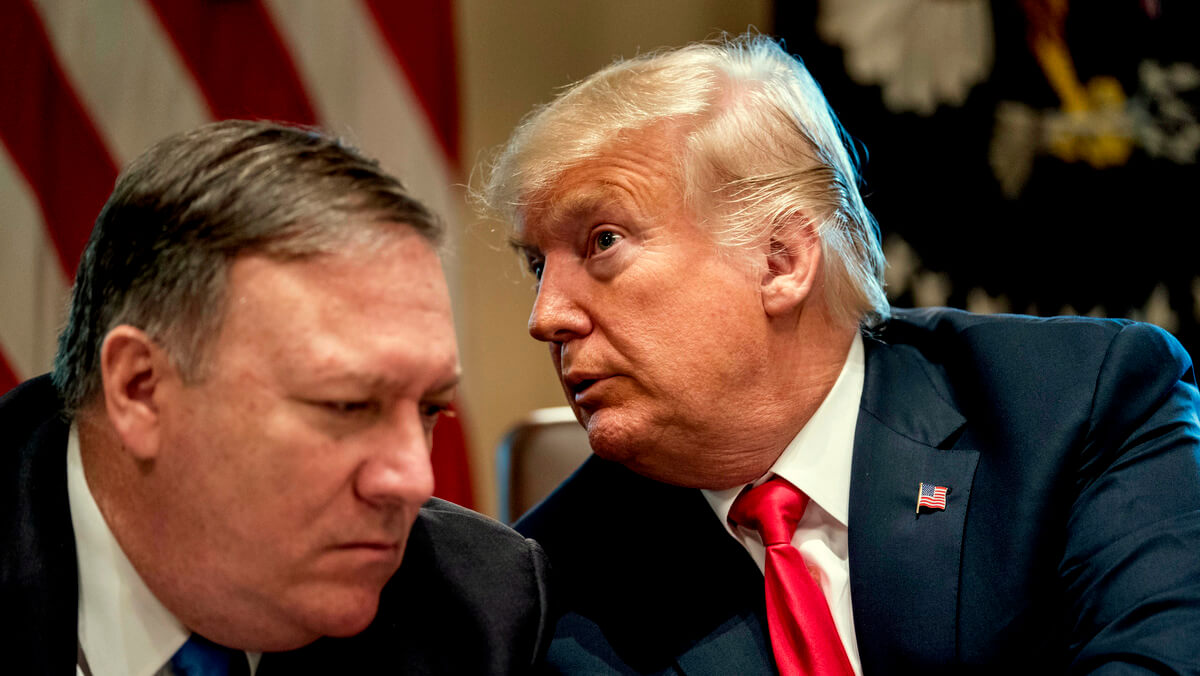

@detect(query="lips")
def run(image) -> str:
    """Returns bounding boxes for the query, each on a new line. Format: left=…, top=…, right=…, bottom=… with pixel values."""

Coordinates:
left=563, top=371, right=616, bottom=409
left=569, top=377, right=599, bottom=395
left=564, top=370, right=606, bottom=394
left=333, top=541, right=405, bottom=569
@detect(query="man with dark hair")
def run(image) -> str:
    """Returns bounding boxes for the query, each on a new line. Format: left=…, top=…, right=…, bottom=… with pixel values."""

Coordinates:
left=2, top=120, right=551, bottom=674
left=482, top=35, right=1200, bottom=673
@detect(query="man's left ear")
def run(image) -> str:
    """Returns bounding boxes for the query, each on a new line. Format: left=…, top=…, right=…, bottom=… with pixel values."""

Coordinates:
left=760, top=218, right=821, bottom=318
left=99, top=325, right=174, bottom=461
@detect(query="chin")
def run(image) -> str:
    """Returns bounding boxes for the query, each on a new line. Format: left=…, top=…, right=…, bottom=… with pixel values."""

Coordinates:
left=586, top=411, right=687, bottom=486
left=300, top=587, right=384, bottom=639
left=584, top=408, right=640, bottom=463
left=586, top=410, right=731, bottom=489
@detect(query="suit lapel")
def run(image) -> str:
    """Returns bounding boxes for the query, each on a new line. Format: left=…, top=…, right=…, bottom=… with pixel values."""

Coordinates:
left=848, top=336, right=979, bottom=671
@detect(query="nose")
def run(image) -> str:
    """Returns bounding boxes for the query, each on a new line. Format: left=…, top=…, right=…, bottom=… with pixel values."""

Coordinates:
left=528, top=256, right=592, bottom=343
left=355, top=410, right=435, bottom=509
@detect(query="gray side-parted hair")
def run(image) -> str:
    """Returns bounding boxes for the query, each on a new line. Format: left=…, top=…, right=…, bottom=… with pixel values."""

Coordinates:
left=53, top=119, right=442, bottom=417
left=478, top=33, right=888, bottom=328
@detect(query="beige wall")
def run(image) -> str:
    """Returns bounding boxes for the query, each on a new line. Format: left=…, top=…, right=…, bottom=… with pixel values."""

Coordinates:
left=454, top=1, right=773, bottom=516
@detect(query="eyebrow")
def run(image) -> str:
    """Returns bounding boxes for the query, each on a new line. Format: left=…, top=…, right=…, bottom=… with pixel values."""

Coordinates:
left=508, top=235, right=537, bottom=256
left=427, top=374, right=461, bottom=398
left=508, top=188, right=622, bottom=254
left=303, top=369, right=461, bottom=396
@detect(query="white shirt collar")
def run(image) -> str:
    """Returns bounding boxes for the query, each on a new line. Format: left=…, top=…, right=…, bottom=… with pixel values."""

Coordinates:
left=68, top=424, right=190, bottom=676
left=703, top=333, right=865, bottom=529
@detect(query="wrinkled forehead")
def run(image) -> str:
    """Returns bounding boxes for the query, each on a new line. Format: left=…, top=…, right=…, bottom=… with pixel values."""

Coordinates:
left=512, top=122, right=694, bottom=238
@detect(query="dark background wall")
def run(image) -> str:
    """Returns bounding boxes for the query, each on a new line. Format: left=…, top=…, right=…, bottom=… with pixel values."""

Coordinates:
left=775, top=0, right=1200, bottom=360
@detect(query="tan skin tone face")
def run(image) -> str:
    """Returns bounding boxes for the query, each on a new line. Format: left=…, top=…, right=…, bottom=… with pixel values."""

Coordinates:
left=514, top=128, right=850, bottom=489
left=92, top=231, right=459, bottom=650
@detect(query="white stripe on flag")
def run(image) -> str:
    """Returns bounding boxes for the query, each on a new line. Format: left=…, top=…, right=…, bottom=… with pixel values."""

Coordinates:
left=263, top=0, right=460, bottom=224
left=30, top=0, right=212, bottom=165
left=264, top=0, right=466, bottom=341
left=0, top=144, right=71, bottom=381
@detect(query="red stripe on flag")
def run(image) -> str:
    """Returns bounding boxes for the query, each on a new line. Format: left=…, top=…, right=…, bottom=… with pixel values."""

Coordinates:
left=147, top=0, right=317, bottom=125
left=431, top=403, right=475, bottom=508
left=363, top=0, right=461, bottom=165
left=0, top=0, right=119, bottom=279
left=0, top=347, right=19, bottom=398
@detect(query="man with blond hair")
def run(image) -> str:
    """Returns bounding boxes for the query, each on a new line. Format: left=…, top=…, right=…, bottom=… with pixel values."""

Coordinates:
left=482, top=35, right=1200, bottom=673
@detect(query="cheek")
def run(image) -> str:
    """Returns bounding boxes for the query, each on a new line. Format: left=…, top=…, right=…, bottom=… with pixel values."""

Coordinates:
left=650, top=273, right=761, bottom=347
left=192, top=407, right=333, bottom=520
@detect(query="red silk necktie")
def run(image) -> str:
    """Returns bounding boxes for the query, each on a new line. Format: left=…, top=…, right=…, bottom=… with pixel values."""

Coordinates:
left=729, top=477, right=855, bottom=676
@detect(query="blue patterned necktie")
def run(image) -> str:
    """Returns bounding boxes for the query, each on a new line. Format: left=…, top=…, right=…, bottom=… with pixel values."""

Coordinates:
left=169, top=634, right=250, bottom=676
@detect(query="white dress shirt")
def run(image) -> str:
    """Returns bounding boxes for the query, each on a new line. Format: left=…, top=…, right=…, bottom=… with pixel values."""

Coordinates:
left=67, top=425, right=259, bottom=676
left=702, top=333, right=865, bottom=676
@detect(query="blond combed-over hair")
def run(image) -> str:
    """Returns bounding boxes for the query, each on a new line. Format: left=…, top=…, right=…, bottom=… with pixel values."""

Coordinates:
left=480, top=33, right=888, bottom=328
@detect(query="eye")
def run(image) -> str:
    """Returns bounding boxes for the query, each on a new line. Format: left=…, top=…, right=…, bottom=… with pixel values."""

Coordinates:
left=322, top=400, right=378, bottom=415
left=590, top=229, right=623, bottom=255
left=420, top=402, right=456, bottom=430
left=526, top=254, right=545, bottom=280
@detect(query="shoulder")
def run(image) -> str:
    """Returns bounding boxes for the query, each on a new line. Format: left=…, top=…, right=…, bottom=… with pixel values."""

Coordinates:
left=399, top=497, right=548, bottom=600
left=0, top=373, right=70, bottom=520
left=0, top=374, right=66, bottom=451
left=874, top=307, right=1190, bottom=409
left=381, top=499, right=551, bottom=673
left=880, top=306, right=1186, bottom=362
left=880, top=306, right=1141, bottom=354
left=0, top=375, right=76, bottom=675
left=408, top=497, right=548, bottom=577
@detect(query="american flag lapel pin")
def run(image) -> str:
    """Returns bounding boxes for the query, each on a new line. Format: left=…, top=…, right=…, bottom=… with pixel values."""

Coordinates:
left=916, top=482, right=949, bottom=513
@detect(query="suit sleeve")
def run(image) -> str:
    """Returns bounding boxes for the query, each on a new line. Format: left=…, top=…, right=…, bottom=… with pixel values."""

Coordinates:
left=1063, top=322, right=1200, bottom=674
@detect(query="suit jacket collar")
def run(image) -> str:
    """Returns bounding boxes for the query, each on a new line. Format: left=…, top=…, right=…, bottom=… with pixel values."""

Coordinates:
left=0, top=375, right=80, bottom=675
left=847, top=331, right=980, bottom=671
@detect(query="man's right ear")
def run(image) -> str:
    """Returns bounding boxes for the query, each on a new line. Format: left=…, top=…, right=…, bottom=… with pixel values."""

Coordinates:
left=99, top=326, right=170, bottom=461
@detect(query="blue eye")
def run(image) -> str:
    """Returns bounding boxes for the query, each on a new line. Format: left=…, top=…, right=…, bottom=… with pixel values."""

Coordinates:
left=592, top=230, right=622, bottom=253
left=526, top=256, right=545, bottom=280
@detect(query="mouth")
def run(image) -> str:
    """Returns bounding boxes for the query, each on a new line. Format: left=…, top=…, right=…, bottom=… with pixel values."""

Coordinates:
left=569, top=378, right=599, bottom=396
left=564, top=372, right=614, bottom=407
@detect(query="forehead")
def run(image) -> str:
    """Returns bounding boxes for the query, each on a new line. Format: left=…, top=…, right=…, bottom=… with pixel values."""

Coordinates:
left=216, top=232, right=458, bottom=387
left=516, top=128, right=689, bottom=243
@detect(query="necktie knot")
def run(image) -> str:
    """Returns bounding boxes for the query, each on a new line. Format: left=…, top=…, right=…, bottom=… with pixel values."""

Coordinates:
left=728, top=476, right=810, bottom=546
left=169, top=634, right=249, bottom=676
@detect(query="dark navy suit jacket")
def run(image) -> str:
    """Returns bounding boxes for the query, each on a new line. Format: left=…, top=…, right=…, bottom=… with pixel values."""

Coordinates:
left=517, top=308, right=1200, bottom=674
left=0, top=375, right=553, bottom=675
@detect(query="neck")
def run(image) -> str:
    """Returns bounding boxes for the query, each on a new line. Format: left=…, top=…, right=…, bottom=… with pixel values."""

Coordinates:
left=714, top=306, right=858, bottom=488
left=75, top=408, right=138, bottom=539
